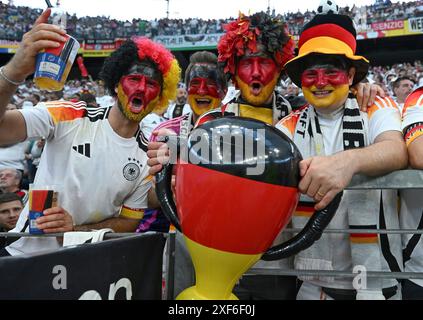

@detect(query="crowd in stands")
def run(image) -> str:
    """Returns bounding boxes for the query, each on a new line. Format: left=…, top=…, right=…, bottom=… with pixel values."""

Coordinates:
left=1, top=0, right=422, bottom=41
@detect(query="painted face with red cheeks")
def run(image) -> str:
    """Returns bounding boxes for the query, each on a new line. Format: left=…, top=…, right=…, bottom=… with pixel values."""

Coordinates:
left=235, top=49, right=280, bottom=106
left=187, top=63, right=225, bottom=118
left=237, top=55, right=278, bottom=87
left=117, top=62, right=162, bottom=122
left=301, top=67, right=350, bottom=88
left=301, top=63, right=353, bottom=111
left=188, top=78, right=219, bottom=98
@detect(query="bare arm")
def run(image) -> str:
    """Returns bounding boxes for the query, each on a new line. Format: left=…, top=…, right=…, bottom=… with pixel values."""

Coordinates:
left=74, top=216, right=140, bottom=233
left=346, top=130, right=408, bottom=176
left=299, top=130, right=407, bottom=210
left=407, top=135, right=423, bottom=169
left=0, top=9, right=66, bottom=145
left=0, top=68, right=22, bottom=120
left=147, top=185, right=161, bottom=209
left=37, top=207, right=140, bottom=233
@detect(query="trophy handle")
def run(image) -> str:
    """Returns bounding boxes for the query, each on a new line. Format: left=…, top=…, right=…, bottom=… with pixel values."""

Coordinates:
left=261, top=192, right=343, bottom=261
left=155, top=136, right=182, bottom=231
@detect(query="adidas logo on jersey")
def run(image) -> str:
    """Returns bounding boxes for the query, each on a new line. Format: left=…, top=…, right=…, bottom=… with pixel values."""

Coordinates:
left=72, top=143, right=91, bottom=158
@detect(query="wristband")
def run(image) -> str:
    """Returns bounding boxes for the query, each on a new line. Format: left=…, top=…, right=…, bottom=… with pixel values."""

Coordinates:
left=0, top=66, right=25, bottom=86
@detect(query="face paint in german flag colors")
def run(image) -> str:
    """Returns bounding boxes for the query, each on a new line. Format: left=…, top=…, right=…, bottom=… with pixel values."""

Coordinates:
left=117, top=63, right=162, bottom=122
left=301, top=64, right=352, bottom=110
left=187, top=63, right=225, bottom=118
left=235, top=52, right=280, bottom=106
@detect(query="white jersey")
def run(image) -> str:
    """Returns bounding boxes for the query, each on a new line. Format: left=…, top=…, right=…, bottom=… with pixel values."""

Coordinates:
left=7, top=101, right=152, bottom=255
left=164, top=103, right=191, bottom=120
left=276, top=97, right=403, bottom=290
left=140, top=112, right=167, bottom=140
left=400, top=87, right=423, bottom=287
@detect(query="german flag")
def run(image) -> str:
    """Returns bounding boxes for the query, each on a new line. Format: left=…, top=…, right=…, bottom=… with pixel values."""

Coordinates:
left=45, top=101, right=87, bottom=124
left=403, top=87, right=423, bottom=146
left=402, top=86, right=423, bottom=117
left=350, top=225, right=379, bottom=244
left=404, top=122, right=423, bottom=146
left=294, top=201, right=315, bottom=218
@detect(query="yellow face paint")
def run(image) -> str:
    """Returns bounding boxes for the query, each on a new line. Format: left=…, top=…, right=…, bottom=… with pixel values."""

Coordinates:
left=117, top=83, right=159, bottom=122
left=188, top=94, right=221, bottom=118
left=302, top=84, right=350, bottom=110
left=235, top=74, right=278, bottom=107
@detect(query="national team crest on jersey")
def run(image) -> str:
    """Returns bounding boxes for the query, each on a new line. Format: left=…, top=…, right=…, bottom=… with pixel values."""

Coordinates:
left=123, top=158, right=142, bottom=181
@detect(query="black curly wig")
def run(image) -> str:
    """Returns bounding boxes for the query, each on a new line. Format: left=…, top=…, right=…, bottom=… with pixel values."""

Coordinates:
left=99, top=40, right=154, bottom=97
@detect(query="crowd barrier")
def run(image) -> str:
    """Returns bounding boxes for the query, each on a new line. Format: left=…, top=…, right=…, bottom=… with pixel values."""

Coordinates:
left=248, top=169, right=423, bottom=282
left=1, top=169, right=423, bottom=299
left=0, top=232, right=167, bottom=299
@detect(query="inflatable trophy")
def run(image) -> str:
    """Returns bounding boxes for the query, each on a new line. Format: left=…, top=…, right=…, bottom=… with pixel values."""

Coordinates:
left=156, top=117, right=342, bottom=300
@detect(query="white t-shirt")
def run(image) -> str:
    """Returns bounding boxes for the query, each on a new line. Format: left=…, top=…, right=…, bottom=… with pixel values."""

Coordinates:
left=400, top=88, right=423, bottom=286
left=7, top=101, right=152, bottom=256
left=276, top=97, right=403, bottom=290
left=0, top=141, right=30, bottom=171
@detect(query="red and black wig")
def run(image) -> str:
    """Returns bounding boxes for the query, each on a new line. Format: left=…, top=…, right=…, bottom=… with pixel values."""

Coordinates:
left=100, top=37, right=181, bottom=112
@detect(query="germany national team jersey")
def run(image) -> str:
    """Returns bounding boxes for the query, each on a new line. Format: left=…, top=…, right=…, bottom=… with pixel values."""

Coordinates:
left=7, top=101, right=152, bottom=256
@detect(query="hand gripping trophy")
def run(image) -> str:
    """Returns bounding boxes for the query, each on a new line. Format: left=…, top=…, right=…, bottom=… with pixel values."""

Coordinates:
left=156, top=117, right=342, bottom=300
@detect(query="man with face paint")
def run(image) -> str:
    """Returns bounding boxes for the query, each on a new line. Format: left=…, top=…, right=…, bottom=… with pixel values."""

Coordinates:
left=196, top=12, right=383, bottom=128
left=185, top=57, right=227, bottom=121
left=148, top=14, right=297, bottom=300
left=148, top=51, right=227, bottom=147
left=145, top=51, right=227, bottom=298
left=194, top=12, right=294, bottom=127
left=0, top=9, right=180, bottom=256
left=275, top=9, right=407, bottom=300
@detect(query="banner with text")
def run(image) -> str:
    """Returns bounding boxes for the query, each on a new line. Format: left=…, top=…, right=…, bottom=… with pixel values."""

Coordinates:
left=154, top=33, right=223, bottom=50
left=0, top=233, right=166, bottom=300
left=82, top=39, right=117, bottom=57
left=0, top=40, right=19, bottom=54
left=357, top=18, right=423, bottom=39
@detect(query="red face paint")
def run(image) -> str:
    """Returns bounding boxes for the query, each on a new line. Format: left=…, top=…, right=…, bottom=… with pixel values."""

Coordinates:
left=188, top=77, right=219, bottom=98
left=120, top=74, right=161, bottom=114
left=301, top=68, right=349, bottom=88
left=237, top=56, right=278, bottom=87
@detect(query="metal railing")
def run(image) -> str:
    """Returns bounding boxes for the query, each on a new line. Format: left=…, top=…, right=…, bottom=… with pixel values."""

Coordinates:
left=1, top=169, right=423, bottom=299
left=248, top=169, right=423, bottom=284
